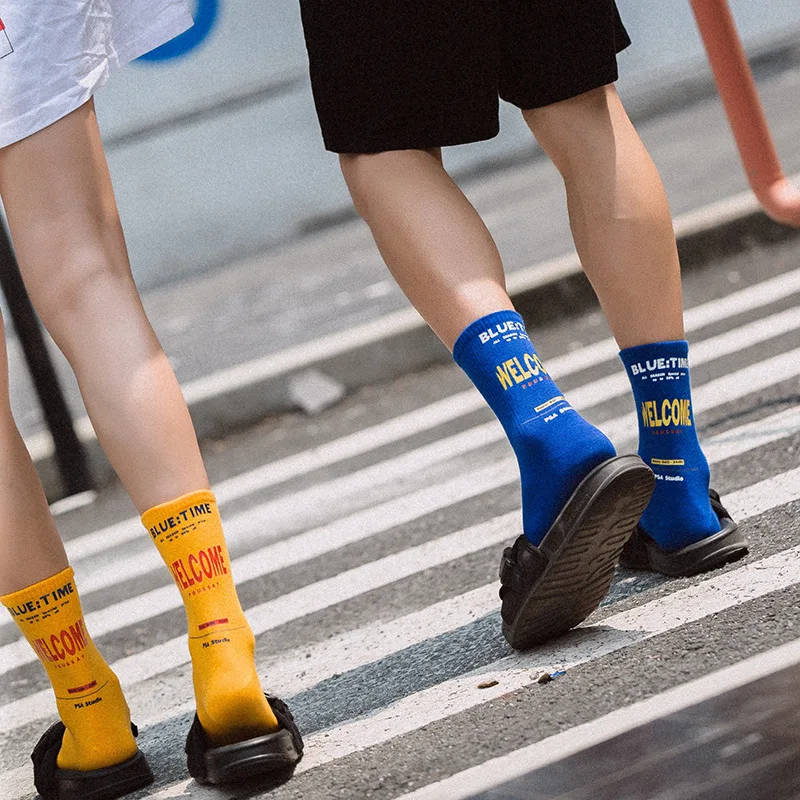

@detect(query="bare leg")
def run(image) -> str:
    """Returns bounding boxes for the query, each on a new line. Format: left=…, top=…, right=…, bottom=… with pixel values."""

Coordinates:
left=523, top=84, right=684, bottom=349
left=0, top=101, right=209, bottom=513
left=339, top=144, right=650, bottom=649
left=0, top=311, right=68, bottom=594
left=0, top=104, right=284, bottom=767
left=340, top=148, right=514, bottom=350
left=523, top=86, right=737, bottom=560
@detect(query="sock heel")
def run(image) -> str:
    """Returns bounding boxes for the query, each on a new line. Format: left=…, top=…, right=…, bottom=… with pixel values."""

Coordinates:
left=198, top=683, right=280, bottom=745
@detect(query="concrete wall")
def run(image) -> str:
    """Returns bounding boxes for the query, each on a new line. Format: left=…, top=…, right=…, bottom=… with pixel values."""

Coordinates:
left=96, top=0, right=800, bottom=289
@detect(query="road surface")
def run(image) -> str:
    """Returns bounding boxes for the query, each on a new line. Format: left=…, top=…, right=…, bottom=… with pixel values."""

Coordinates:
left=1, top=234, right=799, bottom=799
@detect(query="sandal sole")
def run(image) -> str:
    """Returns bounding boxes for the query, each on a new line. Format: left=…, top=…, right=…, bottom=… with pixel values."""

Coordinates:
left=200, top=728, right=301, bottom=785
left=620, top=517, right=748, bottom=577
left=503, top=455, right=655, bottom=650
left=54, top=751, right=153, bottom=800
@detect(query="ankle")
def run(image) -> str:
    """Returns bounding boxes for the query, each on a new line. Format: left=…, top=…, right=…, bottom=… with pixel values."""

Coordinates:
left=56, top=671, right=137, bottom=771
left=195, top=673, right=278, bottom=746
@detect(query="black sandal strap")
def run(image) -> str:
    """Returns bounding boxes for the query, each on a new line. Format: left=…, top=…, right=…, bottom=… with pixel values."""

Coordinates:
left=708, top=488, right=733, bottom=522
left=31, top=722, right=146, bottom=800
left=621, top=489, right=747, bottom=577
left=31, top=722, right=65, bottom=800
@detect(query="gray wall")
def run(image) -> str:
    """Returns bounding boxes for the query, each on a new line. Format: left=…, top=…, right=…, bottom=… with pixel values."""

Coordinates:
left=96, top=0, right=800, bottom=290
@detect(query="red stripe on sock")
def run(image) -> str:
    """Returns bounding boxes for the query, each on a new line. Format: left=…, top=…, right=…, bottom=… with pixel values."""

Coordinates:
left=198, top=618, right=229, bottom=631
left=68, top=680, right=97, bottom=694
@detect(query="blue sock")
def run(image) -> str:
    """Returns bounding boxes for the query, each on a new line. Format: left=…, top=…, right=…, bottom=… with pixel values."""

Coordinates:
left=619, top=340, right=720, bottom=551
left=453, top=310, right=617, bottom=546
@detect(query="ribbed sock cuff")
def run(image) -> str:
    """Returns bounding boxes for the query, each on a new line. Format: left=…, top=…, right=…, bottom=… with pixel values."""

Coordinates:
left=1, top=566, right=74, bottom=608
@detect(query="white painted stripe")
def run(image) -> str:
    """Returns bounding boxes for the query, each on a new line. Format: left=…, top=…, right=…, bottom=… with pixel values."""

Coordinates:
left=132, top=543, right=800, bottom=800
left=79, top=459, right=517, bottom=594
left=23, top=416, right=96, bottom=464
left=65, top=334, right=800, bottom=605
left=294, top=543, right=800, bottom=774
left=48, top=490, right=98, bottom=516
left=23, top=406, right=800, bottom=734
left=65, top=420, right=501, bottom=589
left=0, top=513, right=517, bottom=730
left=62, top=389, right=489, bottom=564
left=701, top=403, right=800, bottom=463
left=400, top=638, right=800, bottom=800
left=565, top=305, right=800, bottom=411
left=670, top=182, right=764, bottom=240
left=62, top=391, right=487, bottom=562
left=129, top=585, right=505, bottom=739
left=4, top=347, right=799, bottom=670
left=681, top=266, right=800, bottom=332
left=2, top=462, right=798, bottom=735
left=1, top=765, right=32, bottom=800
left=60, top=268, right=800, bottom=564
left=689, top=345, right=800, bottom=420
left=547, top=266, right=800, bottom=379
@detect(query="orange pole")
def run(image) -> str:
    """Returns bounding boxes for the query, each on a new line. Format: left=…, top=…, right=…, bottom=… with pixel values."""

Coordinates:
left=690, top=0, right=800, bottom=227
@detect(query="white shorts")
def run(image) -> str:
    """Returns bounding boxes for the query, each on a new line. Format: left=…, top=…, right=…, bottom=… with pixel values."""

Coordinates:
left=0, top=0, right=193, bottom=148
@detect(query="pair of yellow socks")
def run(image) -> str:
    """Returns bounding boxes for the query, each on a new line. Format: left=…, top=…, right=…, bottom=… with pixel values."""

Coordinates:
left=2, top=490, right=275, bottom=773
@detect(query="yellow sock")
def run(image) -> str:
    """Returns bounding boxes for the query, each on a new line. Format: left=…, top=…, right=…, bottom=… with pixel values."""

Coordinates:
left=142, top=490, right=278, bottom=746
left=1, top=568, right=138, bottom=771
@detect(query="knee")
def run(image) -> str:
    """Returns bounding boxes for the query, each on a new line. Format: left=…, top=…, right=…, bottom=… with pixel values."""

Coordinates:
left=523, top=84, right=618, bottom=173
left=525, top=84, right=613, bottom=133
left=338, top=152, right=375, bottom=217
left=28, top=230, right=132, bottom=342
left=339, top=149, right=443, bottom=218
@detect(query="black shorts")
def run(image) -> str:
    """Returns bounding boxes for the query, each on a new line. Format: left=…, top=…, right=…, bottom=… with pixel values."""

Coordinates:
left=299, top=0, right=631, bottom=154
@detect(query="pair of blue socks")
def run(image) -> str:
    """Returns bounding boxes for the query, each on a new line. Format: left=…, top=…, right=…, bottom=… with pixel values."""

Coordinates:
left=453, top=311, right=718, bottom=551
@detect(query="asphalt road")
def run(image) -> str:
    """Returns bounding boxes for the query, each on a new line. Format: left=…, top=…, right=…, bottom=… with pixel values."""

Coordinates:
left=1, top=233, right=799, bottom=799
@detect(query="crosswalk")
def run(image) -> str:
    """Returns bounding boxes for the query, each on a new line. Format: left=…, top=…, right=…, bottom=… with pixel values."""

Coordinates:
left=1, top=262, right=799, bottom=800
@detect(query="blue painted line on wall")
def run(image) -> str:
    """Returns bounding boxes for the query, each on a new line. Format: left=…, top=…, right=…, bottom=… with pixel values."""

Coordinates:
left=138, top=0, right=220, bottom=62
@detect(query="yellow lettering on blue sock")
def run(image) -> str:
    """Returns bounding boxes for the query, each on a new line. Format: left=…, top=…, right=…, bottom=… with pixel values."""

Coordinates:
left=505, top=358, right=521, bottom=384
left=496, top=363, right=513, bottom=390
left=522, top=352, right=539, bottom=377
left=514, top=357, right=532, bottom=381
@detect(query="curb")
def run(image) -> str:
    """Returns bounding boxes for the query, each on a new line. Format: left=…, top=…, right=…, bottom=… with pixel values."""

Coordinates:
left=31, top=181, right=800, bottom=501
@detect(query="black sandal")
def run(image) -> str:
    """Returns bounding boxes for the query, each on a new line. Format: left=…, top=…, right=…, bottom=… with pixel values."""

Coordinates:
left=31, top=722, right=153, bottom=800
left=185, top=694, right=304, bottom=785
left=499, top=455, right=655, bottom=650
left=620, top=489, right=748, bottom=577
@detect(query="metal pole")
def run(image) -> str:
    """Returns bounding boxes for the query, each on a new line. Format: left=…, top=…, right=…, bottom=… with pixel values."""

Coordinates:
left=690, top=0, right=800, bottom=227
left=0, top=219, right=94, bottom=496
